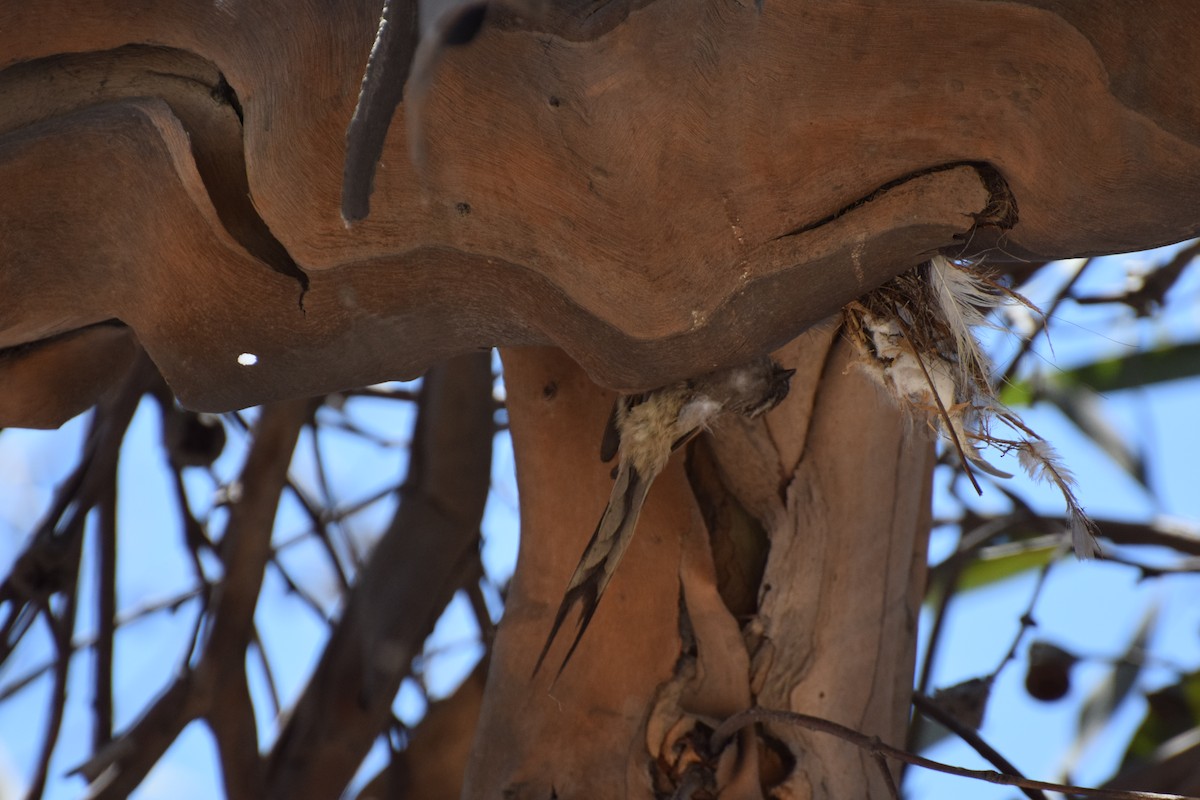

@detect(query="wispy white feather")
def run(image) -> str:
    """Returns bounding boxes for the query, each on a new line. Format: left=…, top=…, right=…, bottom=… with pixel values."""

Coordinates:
left=846, top=257, right=1100, bottom=560
left=928, top=255, right=1000, bottom=387
left=1013, top=436, right=1099, bottom=558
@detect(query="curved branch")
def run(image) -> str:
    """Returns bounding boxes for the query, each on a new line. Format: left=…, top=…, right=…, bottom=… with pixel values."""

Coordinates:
left=713, top=707, right=1198, bottom=800
left=265, top=352, right=495, bottom=800
left=911, top=692, right=1046, bottom=800
left=6, top=2, right=1200, bottom=419
left=78, top=398, right=313, bottom=798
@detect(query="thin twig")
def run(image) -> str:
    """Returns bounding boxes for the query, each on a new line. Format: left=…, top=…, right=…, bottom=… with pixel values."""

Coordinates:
left=465, top=574, right=495, bottom=645
left=267, top=553, right=332, bottom=623
left=94, top=473, right=118, bottom=750
left=872, top=750, right=901, bottom=799
left=309, top=419, right=363, bottom=574
left=325, top=482, right=401, bottom=525
left=0, top=586, right=207, bottom=704
left=0, top=363, right=146, bottom=662
left=910, top=515, right=1045, bottom=782
left=1000, top=257, right=1093, bottom=387
left=29, top=532, right=82, bottom=800
left=916, top=539, right=967, bottom=698
left=934, top=512, right=1200, bottom=559
left=28, top=605, right=73, bottom=800
left=83, top=399, right=314, bottom=799
left=712, top=707, right=1198, bottom=800
left=251, top=627, right=282, bottom=721
left=264, top=354, right=494, bottom=800
left=320, top=411, right=407, bottom=447
left=907, top=553, right=963, bottom=774
left=181, top=590, right=210, bottom=670
left=167, top=458, right=216, bottom=585
left=912, top=511, right=1018, bottom=758
left=3, top=360, right=150, bottom=799
left=1073, top=240, right=1200, bottom=316
left=285, top=478, right=352, bottom=591
left=912, top=693, right=1047, bottom=800
left=1101, top=553, right=1200, bottom=578
left=989, top=552, right=1059, bottom=680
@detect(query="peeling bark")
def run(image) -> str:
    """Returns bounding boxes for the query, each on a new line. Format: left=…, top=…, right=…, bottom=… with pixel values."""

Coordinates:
left=2, top=2, right=1198, bottom=795
left=3, top=1, right=1200, bottom=423
left=482, top=334, right=931, bottom=798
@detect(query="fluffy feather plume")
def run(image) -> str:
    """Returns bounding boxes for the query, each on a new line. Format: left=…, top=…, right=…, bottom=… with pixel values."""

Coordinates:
left=1006, top=424, right=1100, bottom=559
left=929, top=255, right=1000, bottom=389
left=843, top=256, right=1100, bottom=559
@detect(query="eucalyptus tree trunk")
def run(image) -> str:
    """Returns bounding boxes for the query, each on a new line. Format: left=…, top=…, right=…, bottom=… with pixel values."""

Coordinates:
left=469, top=329, right=932, bottom=798
left=3, top=2, right=1199, bottom=798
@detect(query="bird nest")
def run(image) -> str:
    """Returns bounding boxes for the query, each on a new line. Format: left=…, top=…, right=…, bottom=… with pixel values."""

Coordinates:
left=843, top=256, right=1099, bottom=558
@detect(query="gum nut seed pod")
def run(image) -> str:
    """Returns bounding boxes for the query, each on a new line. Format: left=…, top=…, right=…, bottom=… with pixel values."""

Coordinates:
left=165, top=409, right=227, bottom=469
left=1025, top=641, right=1079, bottom=702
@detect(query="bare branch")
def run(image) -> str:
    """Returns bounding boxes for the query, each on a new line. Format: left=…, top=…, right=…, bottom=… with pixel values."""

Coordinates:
left=713, top=708, right=1198, bottom=800
left=465, top=573, right=495, bottom=646
left=251, top=627, right=282, bottom=721
left=266, top=353, right=495, bottom=800
left=79, top=675, right=199, bottom=796
left=93, top=473, right=117, bottom=750
left=0, top=586, right=206, bottom=705
left=872, top=750, right=901, bottom=800
left=29, top=540, right=81, bottom=800
left=205, top=399, right=317, bottom=660
left=935, top=514, right=1200, bottom=559
left=912, top=692, right=1046, bottom=800
left=915, top=513, right=1020, bottom=705
left=166, top=454, right=216, bottom=586
left=283, top=477, right=353, bottom=591
left=999, top=257, right=1094, bottom=386
left=1074, top=240, right=1200, bottom=316
left=206, top=668, right=264, bottom=800
left=308, top=419, right=362, bottom=575
left=989, top=552, right=1058, bottom=679
left=80, top=398, right=314, bottom=799
left=0, top=355, right=151, bottom=661
left=265, top=555, right=330, bottom=623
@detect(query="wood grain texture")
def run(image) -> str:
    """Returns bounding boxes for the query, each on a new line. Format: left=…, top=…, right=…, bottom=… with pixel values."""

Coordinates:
left=477, top=346, right=681, bottom=797
left=2, top=0, right=1199, bottom=423
left=485, top=332, right=932, bottom=798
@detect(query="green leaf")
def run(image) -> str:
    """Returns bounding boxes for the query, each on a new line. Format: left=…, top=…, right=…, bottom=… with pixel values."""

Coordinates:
left=953, top=538, right=1058, bottom=594
left=1066, top=342, right=1200, bottom=392
left=1120, top=671, right=1200, bottom=771
left=1001, top=341, right=1200, bottom=406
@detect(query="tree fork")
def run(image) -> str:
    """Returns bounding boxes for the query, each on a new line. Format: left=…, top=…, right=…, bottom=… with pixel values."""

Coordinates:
left=479, top=332, right=932, bottom=798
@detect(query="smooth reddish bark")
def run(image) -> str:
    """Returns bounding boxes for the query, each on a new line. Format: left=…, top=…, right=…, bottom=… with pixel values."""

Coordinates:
left=2, top=1, right=1199, bottom=425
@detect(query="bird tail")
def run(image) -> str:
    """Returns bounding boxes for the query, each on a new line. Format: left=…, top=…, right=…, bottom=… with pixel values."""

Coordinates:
left=532, top=460, right=651, bottom=681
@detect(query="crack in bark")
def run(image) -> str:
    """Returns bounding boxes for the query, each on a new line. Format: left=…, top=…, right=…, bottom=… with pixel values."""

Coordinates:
left=774, top=162, right=1018, bottom=244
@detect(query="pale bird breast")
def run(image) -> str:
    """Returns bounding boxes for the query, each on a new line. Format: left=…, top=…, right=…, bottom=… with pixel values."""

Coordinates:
left=677, top=396, right=723, bottom=433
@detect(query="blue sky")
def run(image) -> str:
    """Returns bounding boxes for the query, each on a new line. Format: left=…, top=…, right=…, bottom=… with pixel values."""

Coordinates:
left=1, top=252, right=1199, bottom=799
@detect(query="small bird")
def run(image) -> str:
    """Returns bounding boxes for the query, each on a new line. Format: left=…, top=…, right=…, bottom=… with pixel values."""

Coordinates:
left=533, top=356, right=796, bottom=679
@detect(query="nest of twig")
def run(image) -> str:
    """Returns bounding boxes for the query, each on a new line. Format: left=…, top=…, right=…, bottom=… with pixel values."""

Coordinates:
left=843, top=256, right=1099, bottom=558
